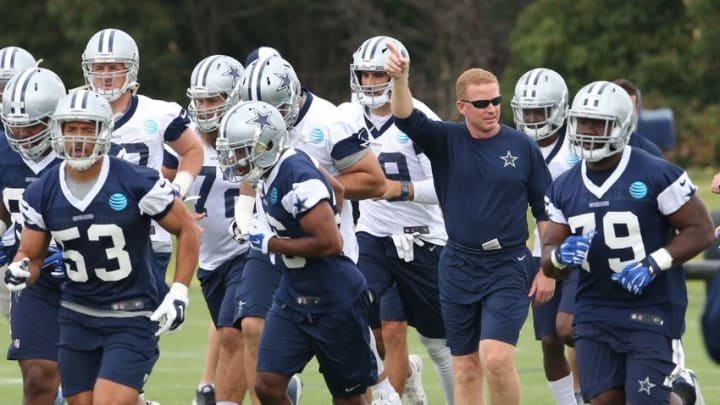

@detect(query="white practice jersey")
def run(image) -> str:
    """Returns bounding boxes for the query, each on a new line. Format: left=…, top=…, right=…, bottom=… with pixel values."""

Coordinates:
left=531, top=130, right=579, bottom=257
left=338, top=99, right=447, bottom=246
left=186, top=138, right=248, bottom=270
left=111, top=94, right=192, bottom=253
left=289, top=91, right=370, bottom=263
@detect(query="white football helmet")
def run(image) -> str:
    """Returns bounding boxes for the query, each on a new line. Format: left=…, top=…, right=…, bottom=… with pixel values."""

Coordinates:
left=567, top=81, right=634, bottom=162
left=81, top=28, right=139, bottom=102
left=240, top=55, right=301, bottom=128
left=0, top=47, right=36, bottom=97
left=187, top=55, right=244, bottom=133
left=350, top=36, right=409, bottom=108
left=52, top=90, right=114, bottom=171
left=1, top=68, right=66, bottom=161
left=216, top=101, right=288, bottom=184
left=511, top=68, right=568, bottom=140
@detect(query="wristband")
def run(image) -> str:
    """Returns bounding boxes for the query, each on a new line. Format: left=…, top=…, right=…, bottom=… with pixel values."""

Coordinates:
left=172, top=171, right=194, bottom=198
left=399, top=181, right=410, bottom=201
left=169, top=282, right=189, bottom=297
left=649, top=248, right=673, bottom=271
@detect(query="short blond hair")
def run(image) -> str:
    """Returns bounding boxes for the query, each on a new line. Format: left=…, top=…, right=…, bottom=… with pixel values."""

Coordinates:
left=456, top=68, right=499, bottom=99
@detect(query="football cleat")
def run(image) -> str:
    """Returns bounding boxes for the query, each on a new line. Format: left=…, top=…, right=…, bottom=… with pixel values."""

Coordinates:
left=402, top=354, right=428, bottom=405
left=192, top=383, right=215, bottom=405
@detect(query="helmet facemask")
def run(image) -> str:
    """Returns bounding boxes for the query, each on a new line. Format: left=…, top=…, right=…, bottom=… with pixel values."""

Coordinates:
left=350, top=36, right=409, bottom=108
left=511, top=68, right=568, bottom=140
left=52, top=90, right=114, bottom=171
left=1, top=67, right=66, bottom=161
left=187, top=55, right=244, bottom=133
left=566, top=81, right=634, bottom=163
left=217, top=101, right=289, bottom=185
left=82, top=29, right=140, bottom=102
left=3, top=119, right=53, bottom=161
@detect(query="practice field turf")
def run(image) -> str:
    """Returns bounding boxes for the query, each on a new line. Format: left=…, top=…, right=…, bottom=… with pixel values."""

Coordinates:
left=1, top=167, right=719, bottom=404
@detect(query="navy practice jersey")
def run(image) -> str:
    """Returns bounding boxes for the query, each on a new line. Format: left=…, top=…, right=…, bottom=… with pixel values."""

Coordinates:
left=0, top=135, right=63, bottom=292
left=258, top=148, right=367, bottom=314
left=546, top=147, right=695, bottom=337
left=395, top=109, right=550, bottom=250
left=21, top=156, right=176, bottom=316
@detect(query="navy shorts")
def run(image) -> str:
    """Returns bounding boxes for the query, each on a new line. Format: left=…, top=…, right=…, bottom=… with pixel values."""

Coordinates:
left=151, top=251, right=171, bottom=297
left=7, top=284, right=61, bottom=361
left=57, top=308, right=159, bottom=396
left=198, top=253, right=247, bottom=328
left=531, top=259, right=578, bottom=340
left=439, top=242, right=532, bottom=355
left=356, top=232, right=445, bottom=338
left=257, top=293, right=377, bottom=399
left=233, top=249, right=282, bottom=324
left=379, top=284, right=406, bottom=323
left=575, top=322, right=675, bottom=404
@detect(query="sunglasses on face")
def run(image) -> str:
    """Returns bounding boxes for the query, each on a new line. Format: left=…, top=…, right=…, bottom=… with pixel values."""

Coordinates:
left=460, top=95, right=503, bottom=109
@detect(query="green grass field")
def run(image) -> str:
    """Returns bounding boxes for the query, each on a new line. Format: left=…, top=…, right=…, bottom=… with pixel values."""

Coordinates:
left=1, top=168, right=719, bottom=404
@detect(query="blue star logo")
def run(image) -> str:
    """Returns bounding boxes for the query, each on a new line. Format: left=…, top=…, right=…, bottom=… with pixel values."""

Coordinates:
left=637, top=377, right=655, bottom=396
left=247, top=110, right=277, bottom=132
left=500, top=150, right=519, bottom=168
left=293, top=195, right=307, bottom=212
left=225, top=66, right=242, bottom=82
left=274, top=72, right=292, bottom=94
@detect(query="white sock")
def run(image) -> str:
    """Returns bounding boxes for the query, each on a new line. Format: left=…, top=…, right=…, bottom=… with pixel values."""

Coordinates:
left=547, top=372, right=577, bottom=405
left=372, top=376, right=397, bottom=395
left=216, top=402, right=238, bottom=405
left=418, top=333, right=454, bottom=405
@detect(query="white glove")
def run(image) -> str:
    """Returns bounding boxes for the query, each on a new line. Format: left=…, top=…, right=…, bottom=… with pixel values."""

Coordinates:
left=4, top=258, right=30, bottom=292
left=391, top=233, right=425, bottom=262
left=151, top=282, right=189, bottom=336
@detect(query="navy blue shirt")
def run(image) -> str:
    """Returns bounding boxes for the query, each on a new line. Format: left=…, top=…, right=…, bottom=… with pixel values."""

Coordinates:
left=395, top=108, right=550, bottom=251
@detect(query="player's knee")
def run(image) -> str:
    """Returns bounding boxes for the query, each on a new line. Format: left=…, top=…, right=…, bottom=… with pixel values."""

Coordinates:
left=381, top=321, right=408, bottom=348
left=254, top=373, right=285, bottom=403
left=241, top=317, right=264, bottom=347
left=481, top=350, right=515, bottom=380
left=540, top=335, right=565, bottom=358
left=219, top=327, right=242, bottom=354
left=555, top=319, right=574, bottom=346
left=453, top=355, right=482, bottom=384
left=21, top=361, right=58, bottom=398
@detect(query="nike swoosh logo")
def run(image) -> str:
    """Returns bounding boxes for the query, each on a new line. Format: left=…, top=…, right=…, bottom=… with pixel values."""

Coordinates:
left=517, top=255, right=527, bottom=261
left=345, top=383, right=361, bottom=392
left=680, top=179, right=687, bottom=186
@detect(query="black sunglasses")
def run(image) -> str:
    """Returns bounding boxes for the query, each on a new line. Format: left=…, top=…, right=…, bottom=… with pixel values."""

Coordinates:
left=460, top=95, right=503, bottom=109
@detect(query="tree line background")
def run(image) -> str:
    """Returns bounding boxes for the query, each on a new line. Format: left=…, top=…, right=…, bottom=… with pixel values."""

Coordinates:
left=2, top=0, right=719, bottom=166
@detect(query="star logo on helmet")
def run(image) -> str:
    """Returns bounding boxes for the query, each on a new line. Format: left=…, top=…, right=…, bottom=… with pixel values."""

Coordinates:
left=225, top=66, right=242, bottom=81
left=247, top=110, right=276, bottom=132
left=274, top=72, right=292, bottom=94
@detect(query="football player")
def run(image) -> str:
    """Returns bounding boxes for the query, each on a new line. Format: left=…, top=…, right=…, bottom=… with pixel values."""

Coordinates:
left=1, top=66, right=66, bottom=405
left=177, top=54, right=249, bottom=405
left=218, top=100, right=376, bottom=405
left=232, top=53, right=386, bottom=404
left=0, top=46, right=38, bottom=321
left=511, top=67, right=581, bottom=404
left=338, top=35, right=454, bottom=405
left=81, top=28, right=202, bottom=294
left=542, top=81, right=714, bottom=404
left=5, top=89, right=200, bottom=405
